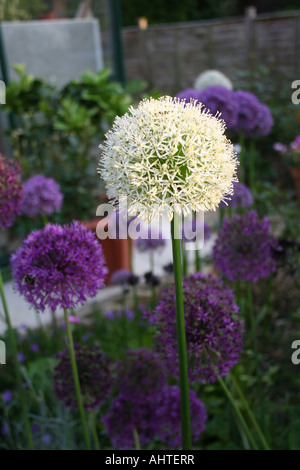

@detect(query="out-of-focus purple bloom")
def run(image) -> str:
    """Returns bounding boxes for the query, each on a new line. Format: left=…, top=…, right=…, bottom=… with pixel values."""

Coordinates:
left=11, top=222, right=107, bottom=312
left=247, top=102, right=273, bottom=137
left=105, top=308, right=134, bottom=322
left=42, top=434, right=52, bottom=445
left=181, top=218, right=211, bottom=243
left=116, top=348, right=167, bottom=403
left=17, top=352, right=26, bottom=363
left=155, top=386, right=207, bottom=447
left=197, top=86, right=239, bottom=129
left=68, top=315, right=81, bottom=324
left=30, top=343, right=40, bottom=353
left=102, top=395, right=157, bottom=449
left=154, top=273, right=244, bottom=383
left=220, top=182, right=253, bottom=209
left=3, top=390, right=13, bottom=403
left=176, top=88, right=202, bottom=104
left=110, top=269, right=132, bottom=286
left=53, top=344, right=112, bottom=411
left=0, top=154, right=23, bottom=230
left=32, top=424, right=39, bottom=434
left=135, top=227, right=166, bottom=253
left=273, top=143, right=288, bottom=154
left=81, top=334, right=89, bottom=342
left=234, top=90, right=273, bottom=137
left=20, top=175, right=63, bottom=218
left=1, top=423, right=9, bottom=436
left=213, top=211, right=277, bottom=282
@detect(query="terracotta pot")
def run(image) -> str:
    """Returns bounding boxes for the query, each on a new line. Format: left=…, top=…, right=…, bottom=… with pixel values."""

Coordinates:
left=82, top=219, right=132, bottom=285
left=290, top=166, right=300, bottom=198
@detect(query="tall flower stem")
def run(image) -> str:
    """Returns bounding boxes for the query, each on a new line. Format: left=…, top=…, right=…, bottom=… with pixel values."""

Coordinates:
left=195, top=248, right=201, bottom=273
left=0, top=269, right=34, bottom=450
left=133, top=428, right=141, bottom=450
left=218, top=376, right=258, bottom=450
left=89, top=412, right=100, bottom=450
left=63, top=307, right=91, bottom=450
left=171, top=213, right=192, bottom=450
left=230, top=372, right=270, bottom=450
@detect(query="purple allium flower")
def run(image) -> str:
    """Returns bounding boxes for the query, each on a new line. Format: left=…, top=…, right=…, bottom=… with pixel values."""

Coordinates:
left=53, top=344, right=112, bottom=411
left=213, top=211, right=277, bottom=282
left=20, top=175, right=63, bottom=218
left=105, top=307, right=134, bottom=322
left=1, top=423, right=9, bottom=436
left=68, top=315, right=81, bottom=324
left=30, top=343, right=40, bottom=353
left=220, top=182, right=253, bottom=209
left=116, top=348, right=167, bottom=402
left=110, top=269, right=132, bottom=286
left=3, top=390, right=13, bottom=403
left=182, top=218, right=211, bottom=243
left=273, top=142, right=288, bottom=154
left=0, top=155, right=23, bottom=230
left=42, top=434, right=52, bottom=445
left=196, top=86, right=239, bottom=130
left=154, top=273, right=244, bottom=383
left=32, top=424, right=39, bottom=434
left=247, top=102, right=273, bottom=137
left=155, top=386, right=207, bottom=447
left=11, top=222, right=107, bottom=312
left=102, top=395, right=157, bottom=449
left=135, top=227, right=166, bottom=253
left=17, top=352, right=26, bottom=363
left=176, top=88, right=202, bottom=104
left=234, top=90, right=269, bottom=136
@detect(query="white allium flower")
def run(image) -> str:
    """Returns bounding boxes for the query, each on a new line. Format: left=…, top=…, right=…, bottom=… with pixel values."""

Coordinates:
left=98, top=96, right=238, bottom=222
left=194, top=70, right=233, bottom=91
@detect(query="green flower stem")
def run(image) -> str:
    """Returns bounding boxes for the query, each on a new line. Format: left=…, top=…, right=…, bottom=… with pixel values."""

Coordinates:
left=63, top=307, right=91, bottom=450
left=218, top=376, right=258, bottom=450
left=195, top=248, right=201, bottom=273
left=89, top=412, right=101, bottom=450
left=133, top=428, right=141, bottom=450
left=230, top=372, right=270, bottom=450
left=0, top=269, right=34, bottom=450
left=171, top=213, right=192, bottom=450
left=42, top=214, right=49, bottom=226
left=182, top=242, right=188, bottom=277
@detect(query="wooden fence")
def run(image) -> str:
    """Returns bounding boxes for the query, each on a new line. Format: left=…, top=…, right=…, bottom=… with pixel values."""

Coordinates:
left=121, top=10, right=300, bottom=95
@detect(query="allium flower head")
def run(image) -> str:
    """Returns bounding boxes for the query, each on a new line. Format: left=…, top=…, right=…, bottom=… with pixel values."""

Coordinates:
left=135, top=226, right=166, bottom=252
left=110, top=269, right=132, bottom=286
left=220, top=181, right=253, bottom=209
left=247, top=102, right=273, bottom=137
left=213, top=211, right=277, bottom=282
left=234, top=90, right=273, bottom=136
left=11, top=222, right=107, bottom=312
left=53, top=344, right=112, bottom=410
left=99, top=96, right=238, bottom=222
left=0, top=155, right=23, bottom=230
left=194, top=70, right=233, bottom=91
left=155, top=386, right=207, bottom=447
left=154, top=273, right=244, bottom=383
left=115, top=348, right=167, bottom=402
left=197, top=86, right=239, bottom=129
left=102, top=395, right=157, bottom=449
left=21, top=175, right=63, bottom=218
left=176, top=88, right=201, bottom=104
